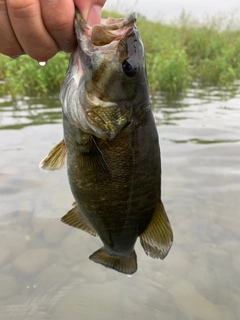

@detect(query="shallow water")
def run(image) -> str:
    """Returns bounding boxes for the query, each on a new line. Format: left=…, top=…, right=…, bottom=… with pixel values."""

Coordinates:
left=0, top=86, right=239, bottom=320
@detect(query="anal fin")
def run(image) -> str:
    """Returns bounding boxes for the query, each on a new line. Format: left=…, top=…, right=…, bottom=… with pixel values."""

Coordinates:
left=61, top=206, right=98, bottom=237
left=89, top=247, right=137, bottom=275
left=140, top=201, right=173, bottom=259
left=39, top=139, right=66, bottom=171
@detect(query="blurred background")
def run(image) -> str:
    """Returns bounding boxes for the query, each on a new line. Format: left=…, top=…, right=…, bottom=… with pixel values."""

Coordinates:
left=105, top=0, right=240, bottom=22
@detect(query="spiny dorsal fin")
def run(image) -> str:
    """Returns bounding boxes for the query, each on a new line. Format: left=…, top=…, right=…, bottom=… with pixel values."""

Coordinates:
left=89, top=247, right=137, bottom=275
left=61, top=206, right=98, bottom=237
left=140, top=201, right=173, bottom=259
left=39, top=139, right=66, bottom=171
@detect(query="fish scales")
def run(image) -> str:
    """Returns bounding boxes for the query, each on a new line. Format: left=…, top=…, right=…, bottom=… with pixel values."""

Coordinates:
left=40, top=9, right=173, bottom=274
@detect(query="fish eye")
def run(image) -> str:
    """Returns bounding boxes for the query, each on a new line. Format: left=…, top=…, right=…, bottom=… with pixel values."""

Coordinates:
left=122, top=58, right=137, bottom=77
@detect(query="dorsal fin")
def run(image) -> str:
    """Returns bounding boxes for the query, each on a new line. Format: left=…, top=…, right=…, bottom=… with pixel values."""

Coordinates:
left=39, top=139, right=66, bottom=171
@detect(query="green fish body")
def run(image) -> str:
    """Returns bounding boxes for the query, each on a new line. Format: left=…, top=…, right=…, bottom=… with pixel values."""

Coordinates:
left=40, top=11, right=173, bottom=275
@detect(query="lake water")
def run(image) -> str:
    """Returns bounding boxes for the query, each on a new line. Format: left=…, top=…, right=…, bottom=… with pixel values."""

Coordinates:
left=0, top=85, right=239, bottom=320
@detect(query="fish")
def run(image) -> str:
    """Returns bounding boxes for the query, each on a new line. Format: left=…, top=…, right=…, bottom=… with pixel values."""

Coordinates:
left=39, top=9, right=173, bottom=275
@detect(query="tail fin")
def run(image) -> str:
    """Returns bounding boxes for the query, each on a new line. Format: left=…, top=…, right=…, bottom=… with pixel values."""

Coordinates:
left=89, top=247, right=137, bottom=275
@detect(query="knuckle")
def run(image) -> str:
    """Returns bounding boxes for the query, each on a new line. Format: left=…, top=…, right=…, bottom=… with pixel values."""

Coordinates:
left=45, top=16, right=70, bottom=32
left=7, top=0, right=37, bottom=19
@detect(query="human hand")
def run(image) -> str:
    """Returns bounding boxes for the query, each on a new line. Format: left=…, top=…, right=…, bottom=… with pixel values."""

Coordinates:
left=0, top=0, right=106, bottom=61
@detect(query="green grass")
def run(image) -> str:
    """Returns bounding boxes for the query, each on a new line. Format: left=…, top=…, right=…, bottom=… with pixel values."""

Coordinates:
left=1, top=9, right=240, bottom=97
left=0, top=52, right=69, bottom=97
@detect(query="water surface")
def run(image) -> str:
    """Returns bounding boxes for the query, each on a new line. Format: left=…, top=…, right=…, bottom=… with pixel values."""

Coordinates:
left=0, top=86, right=239, bottom=319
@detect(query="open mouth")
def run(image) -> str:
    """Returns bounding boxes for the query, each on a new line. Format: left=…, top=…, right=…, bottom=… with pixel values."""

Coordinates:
left=75, top=10, right=137, bottom=47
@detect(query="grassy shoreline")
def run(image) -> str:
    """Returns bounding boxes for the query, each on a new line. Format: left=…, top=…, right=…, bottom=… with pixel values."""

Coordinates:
left=1, top=10, right=240, bottom=97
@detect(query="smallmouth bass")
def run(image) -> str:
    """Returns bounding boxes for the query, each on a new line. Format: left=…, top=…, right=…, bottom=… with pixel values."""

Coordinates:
left=40, top=10, right=173, bottom=275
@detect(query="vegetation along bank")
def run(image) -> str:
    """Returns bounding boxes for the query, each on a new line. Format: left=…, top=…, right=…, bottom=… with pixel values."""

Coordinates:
left=1, top=10, right=240, bottom=97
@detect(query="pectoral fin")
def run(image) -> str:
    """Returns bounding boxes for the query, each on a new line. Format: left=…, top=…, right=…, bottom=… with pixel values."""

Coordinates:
left=140, top=201, right=173, bottom=259
left=88, top=138, right=111, bottom=179
left=79, top=136, right=111, bottom=182
left=75, top=132, right=111, bottom=182
left=61, top=206, right=98, bottom=237
left=39, top=139, right=66, bottom=171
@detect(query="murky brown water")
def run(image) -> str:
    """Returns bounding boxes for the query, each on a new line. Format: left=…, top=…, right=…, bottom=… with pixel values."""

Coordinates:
left=0, top=85, right=239, bottom=320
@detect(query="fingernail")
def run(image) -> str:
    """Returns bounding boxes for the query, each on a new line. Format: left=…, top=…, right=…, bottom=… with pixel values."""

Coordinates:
left=87, top=5, right=102, bottom=26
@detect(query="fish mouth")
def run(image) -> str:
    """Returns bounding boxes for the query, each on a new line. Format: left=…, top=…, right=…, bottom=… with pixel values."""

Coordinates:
left=60, top=10, right=138, bottom=139
left=75, top=9, right=137, bottom=49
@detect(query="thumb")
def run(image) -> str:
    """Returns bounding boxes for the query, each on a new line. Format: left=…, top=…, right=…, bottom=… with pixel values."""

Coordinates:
left=74, top=0, right=106, bottom=25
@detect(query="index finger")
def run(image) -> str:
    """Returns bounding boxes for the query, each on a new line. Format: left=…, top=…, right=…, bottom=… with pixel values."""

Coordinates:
left=0, top=0, right=24, bottom=57
left=40, top=0, right=77, bottom=53
left=7, top=0, right=58, bottom=61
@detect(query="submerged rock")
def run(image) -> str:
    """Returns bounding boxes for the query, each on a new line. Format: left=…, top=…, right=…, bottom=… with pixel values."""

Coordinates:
left=43, top=219, right=69, bottom=244
left=0, top=246, right=10, bottom=267
left=0, top=233, right=28, bottom=256
left=0, top=274, right=19, bottom=299
left=13, top=249, right=52, bottom=275
left=170, top=280, right=221, bottom=320
left=51, top=282, right=122, bottom=320
left=61, top=231, right=87, bottom=262
left=35, top=264, right=69, bottom=290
